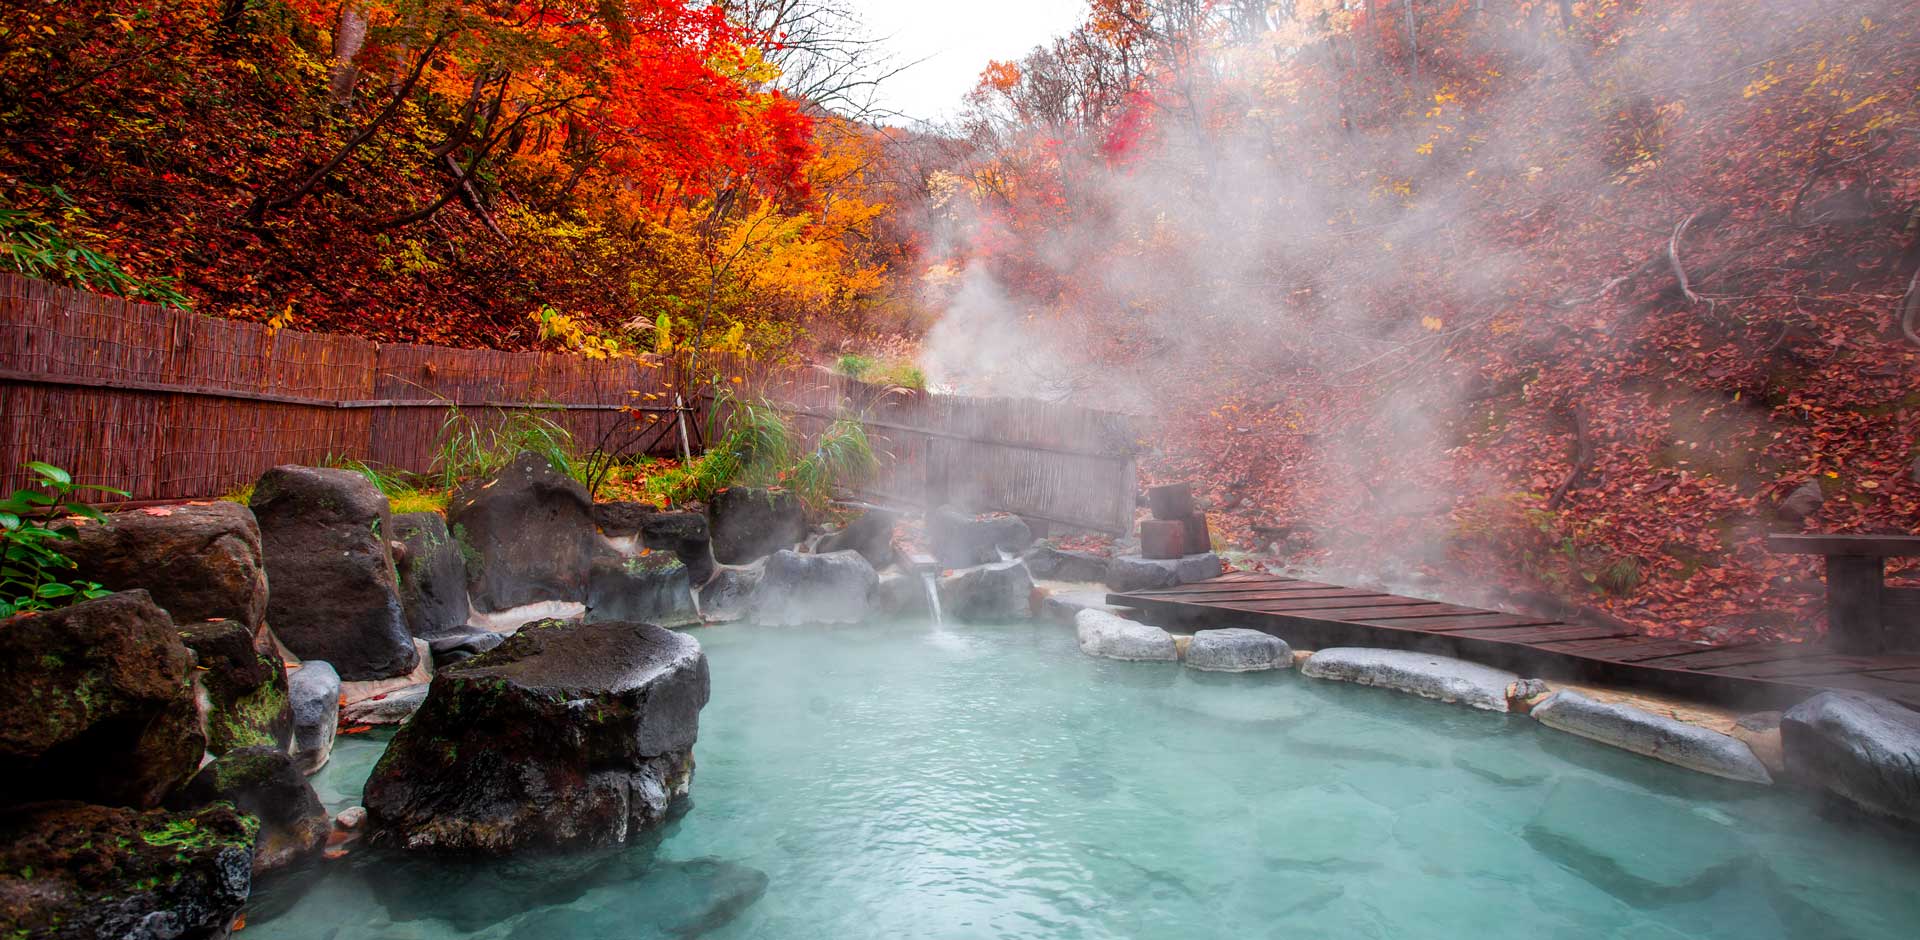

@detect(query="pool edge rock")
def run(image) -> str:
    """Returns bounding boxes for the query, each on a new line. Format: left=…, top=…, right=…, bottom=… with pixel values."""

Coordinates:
left=363, top=619, right=709, bottom=854
left=1300, top=647, right=1520, bottom=712
left=1532, top=689, right=1773, bottom=784
left=1075, top=609, right=1177, bottom=662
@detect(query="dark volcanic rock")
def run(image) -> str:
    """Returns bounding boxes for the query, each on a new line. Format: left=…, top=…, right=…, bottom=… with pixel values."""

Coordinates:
left=815, top=509, right=898, bottom=569
left=179, top=619, right=292, bottom=756
left=0, top=802, right=255, bottom=940
left=588, top=554, right=697, bottom=625
left=0, top=591, right=203, bottom=808
left=697, top=563, right=764, bottom=623
left=592, top=500, right=660, bottom=538
left=287, top=661, right=340, bottom=776
left=169, top=746, right=328, bottom=876
left=425, top=625, right=505, bottom=667
left=393, top=512, right=471, bottom=640
left=748, top=550, right=877, bottom=625
left=638, top=512, right=717, bottom=586
left=250, top=465, right=417, bottom=681
left=1782, top=691, right=1920, bottom=824
left=937, top=561, right=1035, bottom=623
left=363, top=619, right=710, bottom=853
left=448, top=453, right=598, bottom=614
left=928, top=508, right=1033, bottom=568
left=65, top=501, right=270, bottom=631
left=707, top=487, right=805, bottom=565
left=1021, top=544, right=1111, bottom=582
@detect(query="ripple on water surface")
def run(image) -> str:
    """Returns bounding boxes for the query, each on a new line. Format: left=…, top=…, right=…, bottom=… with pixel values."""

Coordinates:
left=249, top=619, right=1920, bottom=940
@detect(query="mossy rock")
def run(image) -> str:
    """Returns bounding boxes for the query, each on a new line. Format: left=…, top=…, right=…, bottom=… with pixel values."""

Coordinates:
left=0, top=801, right=255, bottom=939
left=169, top=746, right=328, bottom=877
left=178, top=619, right=292, bottom=755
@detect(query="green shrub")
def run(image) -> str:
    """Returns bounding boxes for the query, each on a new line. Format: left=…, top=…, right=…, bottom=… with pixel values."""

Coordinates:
left=1, top=461, right=127, bottom=616
left=833, top=353, right=875, bottom=378
left=0, top=187, right=191, bottom=309
left=432, top=407, right=579, bottom=489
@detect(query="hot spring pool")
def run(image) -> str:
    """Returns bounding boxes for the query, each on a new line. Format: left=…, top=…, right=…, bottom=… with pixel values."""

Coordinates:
left=252, top=619, right=1920, bottom=939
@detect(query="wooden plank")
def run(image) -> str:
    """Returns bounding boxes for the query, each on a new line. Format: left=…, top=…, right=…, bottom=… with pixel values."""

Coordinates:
left=1214, top=596, right=1451, bottom=614
left=1635, top=643, right=1811, bottom=670
left=1536, top=637, right=1712, bottom=662
left=1779, top=671, right=1920, bottom=705
left=1707, top=654, right=1920, bottom=680
left=1448, top=623, right=1639, bottom=643
left=1126, top=587, right=1392, bottom=605
left=1768, top=533, right=1920, bottom=557
left=1355, top=613, right=1561, bottom=632
left=1285, top=603, right=1495, bottom=621
left=1861, top=667, right=1920, bottom=683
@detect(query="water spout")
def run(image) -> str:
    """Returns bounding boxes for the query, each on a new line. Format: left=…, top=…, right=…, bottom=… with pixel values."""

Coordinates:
left=921, top=571, right=945, bottom=627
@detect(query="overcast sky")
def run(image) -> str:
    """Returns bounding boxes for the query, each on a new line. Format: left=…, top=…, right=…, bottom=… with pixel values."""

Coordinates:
left=844, top=0, right=1089, bottom=124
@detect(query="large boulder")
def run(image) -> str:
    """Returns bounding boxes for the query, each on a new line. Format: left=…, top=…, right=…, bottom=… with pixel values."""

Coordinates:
left=1074, top=609, right=1178, bottom=661
left=1185, top=628, right=1292, bottom=672
left=747, top=550, right=877, bottom=625
left=168, top=745, right=328, bottom=876
left=928, top=508, right=1032, bottom=568
left=64, top=501, right=269, bottom=630
left=0, top=802, right=255, bottom=940
left=287, top=661, right=340, bottom=776
left=363, top=619, right=710, bottom=853
left=0, top=591, right=203, bottom=808
left=1104, top=553, right=1223, bottom=592
left=393, top=511, right=470, bottom=640
left=592, top=501, right=659, bottom=540
left=1781, top=691, right=1920, bottom=824
left=448, top=452, right=598, bottom=614
left=875, top=570, right=933, bottom=619
left=815, top=509, right=898, bottom=569
left=1300, top=648, right=1520, bottom=712
left=179, top=618, right=292, bottom=756
left=1022, top=544, right=1111, bottom=583
left=707, top=487, right=805, bottom=565
left=424, top=624, right=505, bottom=668
left=250, top=466, right=417, bottom=681
left=638, top=512, right=717, bottom=587
left=1532, top=689, right=1772, bottom=784
left=937, top=561, right=1035, bottom=623
left=698, top=562, right=764, bottom=623
left=588, top=553, right=697, bottom=626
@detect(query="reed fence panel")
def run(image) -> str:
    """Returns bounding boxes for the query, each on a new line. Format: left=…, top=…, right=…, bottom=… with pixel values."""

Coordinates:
left=1, top=276, right=1137, bottom=532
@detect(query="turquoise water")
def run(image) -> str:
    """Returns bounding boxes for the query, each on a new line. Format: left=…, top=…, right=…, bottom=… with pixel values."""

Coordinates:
left=251, top=620, right=1920, bottom=939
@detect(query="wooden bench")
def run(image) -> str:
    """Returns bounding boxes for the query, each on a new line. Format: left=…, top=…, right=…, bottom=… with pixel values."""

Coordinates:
left=1767, top=534, right=1920, bottom=655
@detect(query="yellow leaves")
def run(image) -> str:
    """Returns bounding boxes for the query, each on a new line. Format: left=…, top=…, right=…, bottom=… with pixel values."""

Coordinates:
left=1420, top=316, right=1445, bottom=332
left=533, top=305, right=623, bottom=360
left=1743, top=64, right=1783, bottom=99
left=265, top=304, right=296, bottom=336
left=1861, top=16, right=1876, bottom=30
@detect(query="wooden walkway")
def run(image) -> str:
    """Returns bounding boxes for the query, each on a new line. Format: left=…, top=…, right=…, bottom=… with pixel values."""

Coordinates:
left=1110, top=572, right=1920, bottom=710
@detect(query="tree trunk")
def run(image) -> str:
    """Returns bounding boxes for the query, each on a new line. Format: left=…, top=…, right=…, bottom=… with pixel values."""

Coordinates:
left=328, top=3, right=370, bottom=106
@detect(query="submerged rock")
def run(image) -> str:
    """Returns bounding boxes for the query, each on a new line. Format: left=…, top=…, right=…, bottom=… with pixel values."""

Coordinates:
left=1531, top=690, right=1772, bottom=784
left=180, top=618, right=292, bottom=755
left=815, top=508, right=898, bottom=569
left=748, top=550, right=877, bottom=625
left=1184, top=628, right=1291, bottom=672
left=588, top=553, right=697, bottom=625
left=363, top=619, right=710, bottom=853
left=937, top=560, right=1034, bottom=623
left=1075, top=609, right=1178, bottom=662
left=287, top=661, right=341, bottom=775
left=169, top=745, right=329, bottom=876
left=65, top=500, right=270, bottom=630
left=928, top=508, right=1032, bottom=568
left=1021, top=544, right=1111, bottom=583
left=449, top=452, right=598, bottom=614
left=504, top=857, right=771, bottom=940
left=392, top=511, right=471, bottom=641
left=0, top=590, right=203, bottom=808
left=698, top=562, right=764, bottom=623
left=708, top=487, right=806, bottom=565
left=0, top=801, right=255, bottom=940
left=251, top=465, right=417, bottom=680
left=1300, top=648, right=1519, bottom=712
left=1522, top=779, right=1747, bottom=905
left=1781, top=691, right=1920, bottom=825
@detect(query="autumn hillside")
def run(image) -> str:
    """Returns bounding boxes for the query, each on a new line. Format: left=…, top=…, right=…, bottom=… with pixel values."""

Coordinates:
left=0, top=0, right=920, bottom=354
left=924, top=0, right=1920, bottom=641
